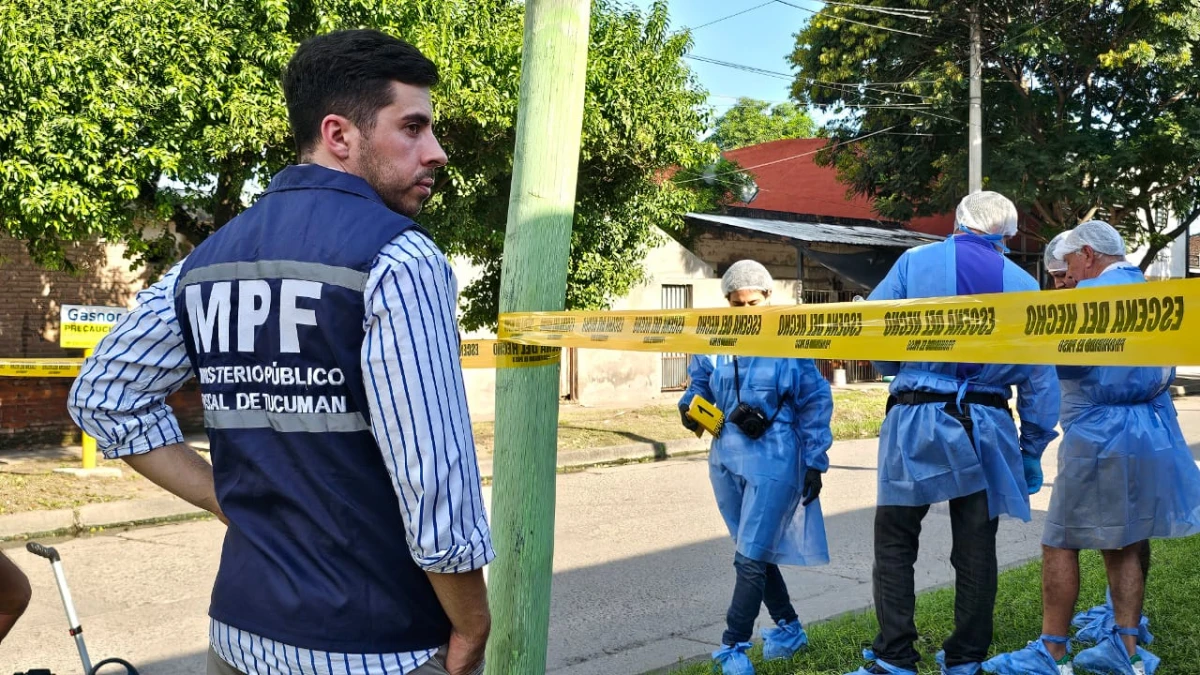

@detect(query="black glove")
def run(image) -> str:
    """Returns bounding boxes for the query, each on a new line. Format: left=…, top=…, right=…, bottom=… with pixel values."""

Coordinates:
left=680, top=404, right=700, bottom=432
left=801, top=468, right=823, bottom=506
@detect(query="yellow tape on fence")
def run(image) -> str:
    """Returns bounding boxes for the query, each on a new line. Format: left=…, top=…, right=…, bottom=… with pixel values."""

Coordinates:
left=499, top=278, right=1199, bottom=367
left=0, top=359, right=84, bottom=377
left=0, top=341, right=558, bottom=377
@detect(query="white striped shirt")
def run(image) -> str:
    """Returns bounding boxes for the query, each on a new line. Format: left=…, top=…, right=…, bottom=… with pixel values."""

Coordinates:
left=68, top=229, right=493, bottom=674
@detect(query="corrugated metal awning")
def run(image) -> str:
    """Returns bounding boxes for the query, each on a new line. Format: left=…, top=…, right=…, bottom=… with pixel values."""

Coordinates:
left=686, top=212, right=943, bottom=249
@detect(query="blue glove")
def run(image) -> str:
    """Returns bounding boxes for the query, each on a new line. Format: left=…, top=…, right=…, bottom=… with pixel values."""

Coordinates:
left=1022, top=454, right=1043, bottom=495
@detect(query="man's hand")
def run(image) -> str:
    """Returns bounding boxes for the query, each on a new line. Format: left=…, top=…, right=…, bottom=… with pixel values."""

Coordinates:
left=801, top=468, right=823, bottom=506
left=426, top=568, right=490, bottom=675
left=444, top=627, right=489, bottom=675
left=680, top=404, right=700, bottom=432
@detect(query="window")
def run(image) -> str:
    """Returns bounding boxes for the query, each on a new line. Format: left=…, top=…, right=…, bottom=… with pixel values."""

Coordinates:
left=661, top=285, right=692, bottom=391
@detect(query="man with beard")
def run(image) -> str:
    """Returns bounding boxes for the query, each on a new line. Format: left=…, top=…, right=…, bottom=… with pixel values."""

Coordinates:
left=68, top=30, right=492, bottom=675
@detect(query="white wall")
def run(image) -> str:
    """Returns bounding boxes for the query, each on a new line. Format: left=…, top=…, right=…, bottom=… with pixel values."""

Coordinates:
left=1126, top=210, right=1190, bottom=280
left=451, top=232, right=803, bottom=413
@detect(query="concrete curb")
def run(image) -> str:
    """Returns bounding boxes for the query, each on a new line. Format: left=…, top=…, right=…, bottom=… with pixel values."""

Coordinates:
left=0, top=496, right=215, bottom=543
left=634, top=551, right=1047, bottom=675
left=476, top=436, right=710, bottom=480
left=1169, top=377, right=1200, bottom=398
left=0, top=438, right=712, bottom=542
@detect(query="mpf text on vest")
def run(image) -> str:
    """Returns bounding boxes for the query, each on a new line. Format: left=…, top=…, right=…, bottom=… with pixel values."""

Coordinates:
left=185, top=279, right=351, bottom=415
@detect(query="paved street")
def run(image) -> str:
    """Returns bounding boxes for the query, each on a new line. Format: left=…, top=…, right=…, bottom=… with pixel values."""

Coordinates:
left=6, top=398, right=1200, bottom=675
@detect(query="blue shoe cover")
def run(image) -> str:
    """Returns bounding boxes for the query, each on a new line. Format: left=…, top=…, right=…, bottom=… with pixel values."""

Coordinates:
left=936, top=650, right=982, bottom=675
left=712, top=642, right=755, bottom=675
left=982, top=637, right=1068, bottom=675
left=1074, top=609, right=1154, bottom=646
left=1073, top=588, right=1113, bottom=628
left=1073, top=630, right=1159, bottom=675
left=762, top=618, right=808, bottom=661
left=843, top=649, right=917, bottom=675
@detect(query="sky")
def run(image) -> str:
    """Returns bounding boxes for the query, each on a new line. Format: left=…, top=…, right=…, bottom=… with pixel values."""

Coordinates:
left=626, top=0, right=828, bottom=123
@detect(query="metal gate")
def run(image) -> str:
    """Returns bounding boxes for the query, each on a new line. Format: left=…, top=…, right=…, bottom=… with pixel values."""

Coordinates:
left=661, top=284, right=692, bottom=391
left=801, top=289, right=881, bottom=384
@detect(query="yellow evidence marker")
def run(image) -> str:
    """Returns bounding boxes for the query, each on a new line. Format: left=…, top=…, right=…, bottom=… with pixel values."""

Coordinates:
left=687, top=395, right=725, bottom=438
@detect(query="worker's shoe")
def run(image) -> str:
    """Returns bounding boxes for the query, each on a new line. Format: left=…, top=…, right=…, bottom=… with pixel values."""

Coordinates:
left=711, top=642, right=755, bottom=675
left=1073, top=628, right=1159, bottom=675
left=762, top=618, right=808, bottom=661
left=982, top=636, right=1074, bottom=675
left=843, top=649, right=917, bottom=675
left=936, top=649, right=982, bottom=675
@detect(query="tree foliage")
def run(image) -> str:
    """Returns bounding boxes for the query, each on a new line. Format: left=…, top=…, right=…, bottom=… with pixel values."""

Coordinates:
left=0, top=0, right=724, bottom=329
left=789, top=0, right=1200, bottom=266
left=708, top=97, right=817, bottom=150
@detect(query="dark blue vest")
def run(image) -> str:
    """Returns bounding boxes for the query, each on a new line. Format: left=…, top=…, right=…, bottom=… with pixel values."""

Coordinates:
left=175, top=165, right=451, bottom=652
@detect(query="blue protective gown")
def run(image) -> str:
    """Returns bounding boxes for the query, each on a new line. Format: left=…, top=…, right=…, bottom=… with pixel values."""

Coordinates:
left=681, top=355, right=834, bottom=566
left=1043, top=264, right=1200, bottom=549
left=869, top=235, right=1060, bottom=521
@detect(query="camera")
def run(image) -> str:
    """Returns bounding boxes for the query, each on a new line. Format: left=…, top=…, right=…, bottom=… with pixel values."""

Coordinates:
left=728, top=402, right=772, bottom=439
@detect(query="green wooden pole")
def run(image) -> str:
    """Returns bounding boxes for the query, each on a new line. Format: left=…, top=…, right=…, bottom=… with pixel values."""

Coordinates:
left=484, top=1, right=591, bottom=673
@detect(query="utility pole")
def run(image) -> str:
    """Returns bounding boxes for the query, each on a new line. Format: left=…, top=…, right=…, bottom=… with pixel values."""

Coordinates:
left=484, top=1, right=591, bottom=673
left=969, top=1, right=983, bottom=193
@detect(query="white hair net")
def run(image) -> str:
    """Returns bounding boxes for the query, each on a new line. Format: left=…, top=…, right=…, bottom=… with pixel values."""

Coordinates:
left=956, top=191, right=1019, bottom=237
left=722, top=260, right=773, bottom=296
left=1045, top=232, right=1069, bottom=273
left=1055, top=220, right=1126, bottom=258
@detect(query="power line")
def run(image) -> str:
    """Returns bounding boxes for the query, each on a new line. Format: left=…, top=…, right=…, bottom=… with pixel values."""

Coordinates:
left=675, top=125, right=901, bottom=184
left=817, top=1, right=935, bottom=20
left=688, top=1, right=777, bottom=31
left=775, top=0, right=931, bottom=38
left=687, top=54, right=934, bottom=102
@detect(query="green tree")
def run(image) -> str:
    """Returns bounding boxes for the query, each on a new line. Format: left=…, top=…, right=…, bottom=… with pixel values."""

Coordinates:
left=0, top=0, right=722, bottom=329
left=708, top=97, right=817, bottom=150
left=789, top=0, right=1200, bottom=266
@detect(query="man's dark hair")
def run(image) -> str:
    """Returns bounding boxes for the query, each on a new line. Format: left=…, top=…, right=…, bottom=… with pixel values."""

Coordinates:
left=283, top=29, right=439, bottom=157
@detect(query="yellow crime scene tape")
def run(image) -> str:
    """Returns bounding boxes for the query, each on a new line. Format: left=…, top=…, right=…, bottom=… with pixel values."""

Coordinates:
left=5, top=279, right=1198, bottom=376
left=499, top=278, right=1199, bottom=367
left=0, top=359, right=88, bottom=377
left=458, top=339, right=561, bottom=369
left=0, top=341, right=558, bottom=377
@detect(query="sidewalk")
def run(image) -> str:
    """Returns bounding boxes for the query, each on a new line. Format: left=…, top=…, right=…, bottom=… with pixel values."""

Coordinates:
left=3, top=381, right=1195, bottom=543
left=0, top=432, right=713, bottom=542
left=0, top=390, right=888, bottom=541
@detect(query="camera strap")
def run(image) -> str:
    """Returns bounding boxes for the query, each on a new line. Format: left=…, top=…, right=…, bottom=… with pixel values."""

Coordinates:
left=732, top=357, right=789, bottom=422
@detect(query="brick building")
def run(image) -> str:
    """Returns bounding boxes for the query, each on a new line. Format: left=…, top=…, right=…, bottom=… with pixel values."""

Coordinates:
left=0, top=234, right=203, bottom=450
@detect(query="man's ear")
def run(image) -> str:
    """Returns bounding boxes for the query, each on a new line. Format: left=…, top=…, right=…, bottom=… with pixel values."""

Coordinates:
left=318, top=114, right=356, bottom=161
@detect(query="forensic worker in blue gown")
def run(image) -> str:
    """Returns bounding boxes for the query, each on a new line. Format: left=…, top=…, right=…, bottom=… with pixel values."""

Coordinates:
left=1044, top=229, right=1154, bottom=663
left=984, top=221, right=1200, bottom=675
left=844, top=192, right=1061, bottom=675
left=679, top=260, right=834, bottom=675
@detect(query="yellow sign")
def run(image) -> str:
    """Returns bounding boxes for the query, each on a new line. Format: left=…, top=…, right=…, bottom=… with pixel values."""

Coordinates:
left=59, top=305, right=128, bottom=349
left=498, top=278, right=1199, bottom=367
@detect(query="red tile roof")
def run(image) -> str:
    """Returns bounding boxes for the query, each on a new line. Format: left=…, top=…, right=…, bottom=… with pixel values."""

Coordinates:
left=723, top=138, right=956, bottom=236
